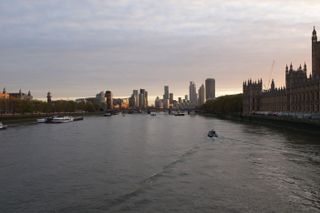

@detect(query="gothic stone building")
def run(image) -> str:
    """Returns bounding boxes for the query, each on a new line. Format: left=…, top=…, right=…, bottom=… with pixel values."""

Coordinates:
left=243, top=27, right=320, bottom=115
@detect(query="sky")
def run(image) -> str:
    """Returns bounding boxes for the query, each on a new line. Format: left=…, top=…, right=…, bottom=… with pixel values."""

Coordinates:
left=1, top=0, right=320, bottom=101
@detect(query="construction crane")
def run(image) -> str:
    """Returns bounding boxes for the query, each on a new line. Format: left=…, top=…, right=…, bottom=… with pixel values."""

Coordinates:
left=264, top=60, right=275, bottom=90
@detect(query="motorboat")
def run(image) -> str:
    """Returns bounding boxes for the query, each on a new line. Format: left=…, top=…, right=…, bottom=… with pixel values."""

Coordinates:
left=150, top=112, right=156, bottom=116
left=208, top=130, right=218, bottom=138
left=174, top=112, right=185, bottom=116
left=37, top=118, right=48, bottom=123
left=0, top=122, right=8, bottom=130
left=73, top=116, right=84, bottom=121
left=104, top=112, right=112, bottom=117
left=51, top=116, right=74, bottom=123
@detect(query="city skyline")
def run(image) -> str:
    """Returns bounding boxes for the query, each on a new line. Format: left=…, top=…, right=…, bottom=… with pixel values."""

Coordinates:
left=1, top=1, right=320, bottom=99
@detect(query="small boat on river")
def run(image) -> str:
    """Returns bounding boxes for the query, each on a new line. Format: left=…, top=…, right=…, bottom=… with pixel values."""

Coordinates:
left=0, top=122, right=8, bottom=130
left=173, top=111, right=185, bottom=116
left=208, top=130, right=218, bottom=138
left=73, top=116, right=84, bottom=121
left=38, top=116, right=82, bottom=123
left=51, top=116, right=74, bottom=123
left=104, top=112, right=112, bottom=117
left=37, top=118, right=48, bottom=123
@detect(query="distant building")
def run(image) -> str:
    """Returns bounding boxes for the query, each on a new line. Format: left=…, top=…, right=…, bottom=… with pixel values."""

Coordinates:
left=189, top=81, right=198, bottom=107
left=9, top=89, right=33, bottom=101
left=113, top=98, right=129, bottom=109
left=169, top=93, right=174, bottom=105
left=155, top=96, right=161, bottom=109
left=144, top=91, right=148, bottom=107
left=139, top=89, right=145, bottom=108
left=163, top=85, right=169, bottom=100
left=243, top=27, right=320, bottom=114
left=47, top=92, right=52, bottom=103
left=205, top=78, right=215, bottom=101
left=0, top=88, right=9, bottom=99
left=198, top=84, right=205, bottom=105
left=137, top=89, right=148, bottom=109
left=163, top=99, right=170, bottom=109
left=105, top=90, right=113, bottom=110
left=133, top=90, right=139, bottom=108
left=96, top=91, right=106, bottom=103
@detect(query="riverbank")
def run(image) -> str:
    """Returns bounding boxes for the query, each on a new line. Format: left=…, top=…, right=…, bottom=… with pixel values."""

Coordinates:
left=201, top=113, right=320, bottom=135
left=0, top=112, right=103, bottom=126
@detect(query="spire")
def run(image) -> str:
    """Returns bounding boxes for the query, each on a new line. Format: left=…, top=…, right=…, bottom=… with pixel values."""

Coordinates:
left=312, top=26, right=317, bottom=42
left=28, top=90, right=31, bottom=96
left=304, top=62, right=307, bottom=72
left=47, top=91, right=52, bottom=103
left=19, top=89, right=22, bottom=95
left=271, top=79, right=275, bottom=91
left=2, top=88, right=6, bottom=94
left=286, top=64, right=288, bottom=72
left=290, top=63, right=293, bottom=71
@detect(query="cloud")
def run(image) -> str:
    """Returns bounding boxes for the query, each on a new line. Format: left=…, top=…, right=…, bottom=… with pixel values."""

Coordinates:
left=0, top=0, right=320, bottom=99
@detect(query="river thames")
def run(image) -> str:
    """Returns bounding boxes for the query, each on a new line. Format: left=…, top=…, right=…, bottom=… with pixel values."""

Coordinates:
left=0, top=114, right=319, bottom=212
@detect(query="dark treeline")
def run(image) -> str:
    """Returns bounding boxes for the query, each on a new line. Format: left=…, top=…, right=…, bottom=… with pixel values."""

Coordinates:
left=0, top=99, right=102, bottom=114
left=200, top=94, right=243, bottom=115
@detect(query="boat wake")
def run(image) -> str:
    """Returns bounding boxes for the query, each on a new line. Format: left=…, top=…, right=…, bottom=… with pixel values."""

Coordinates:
left=98, top=145, right=201, bottom=211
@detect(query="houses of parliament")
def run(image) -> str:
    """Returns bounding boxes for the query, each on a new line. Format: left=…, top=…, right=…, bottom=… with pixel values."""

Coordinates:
left=243, top=27, right=320, bottom=115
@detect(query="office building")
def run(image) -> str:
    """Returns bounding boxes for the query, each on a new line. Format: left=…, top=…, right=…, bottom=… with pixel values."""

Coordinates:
left=163, top=85, right=169, bottom=100
left=205, top=78, right=215, bottom=101
left=105, top=90, right=113, bottom=110
left=189, top=81, right=198, bottom=106
left=198, top=84, right=205, bottom=105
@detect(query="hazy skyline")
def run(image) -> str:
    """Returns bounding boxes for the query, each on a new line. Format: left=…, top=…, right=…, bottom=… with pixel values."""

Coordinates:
left=1, top=0, right=320, bottom=100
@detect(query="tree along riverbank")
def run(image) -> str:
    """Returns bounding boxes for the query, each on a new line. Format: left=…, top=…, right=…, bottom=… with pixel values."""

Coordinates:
left=0, top=99, right=104, bottom=115
left=0, top=112, right=103, bottom=125
left=198, top=93, right=320, bottom=135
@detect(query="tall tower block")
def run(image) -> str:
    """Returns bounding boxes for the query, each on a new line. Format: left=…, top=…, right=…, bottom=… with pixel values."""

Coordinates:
left=312, top=27, right=320, bottom=77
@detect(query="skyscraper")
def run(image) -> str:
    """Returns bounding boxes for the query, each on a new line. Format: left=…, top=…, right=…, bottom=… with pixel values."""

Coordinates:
left=139, top=89, right=145, bottom=109
left=169, top=93, right=174, bottom=104
left=133, top=89, right=139, bottom=108
left=198, top=84, right=205, bottom=105
left=163, top=85, right=169, bottom=100
left=144, top=91, right=148, bottom=107
left=105, top=90, right=113, bottom=110
left=189, top=81, right=198, bottom=106
left=138, top=89, right=148, bottom=109
left=205, top=78, right=215, bottom=101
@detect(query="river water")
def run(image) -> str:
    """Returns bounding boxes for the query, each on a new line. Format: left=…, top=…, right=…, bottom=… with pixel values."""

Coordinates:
left=0, top=114, right=319, bottom=212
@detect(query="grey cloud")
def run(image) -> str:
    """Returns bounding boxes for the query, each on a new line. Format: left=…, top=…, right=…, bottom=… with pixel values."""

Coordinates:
left=0, top=0, right=320, bottom=99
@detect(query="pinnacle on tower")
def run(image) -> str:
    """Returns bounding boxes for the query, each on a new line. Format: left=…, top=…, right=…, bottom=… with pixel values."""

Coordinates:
left=312, top=26, right=317, bottom=42
left=271, top=79, right=275, bottom=91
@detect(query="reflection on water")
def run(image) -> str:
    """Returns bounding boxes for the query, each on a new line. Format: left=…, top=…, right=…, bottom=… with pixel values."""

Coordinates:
left=0, top=114, right=319, bottom=212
